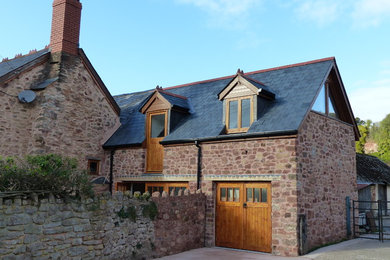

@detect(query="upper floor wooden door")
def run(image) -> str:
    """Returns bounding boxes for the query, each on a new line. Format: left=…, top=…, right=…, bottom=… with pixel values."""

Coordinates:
left=216, top=182, right=272, bottom=253
left=146, top=110, right=167, bottom=173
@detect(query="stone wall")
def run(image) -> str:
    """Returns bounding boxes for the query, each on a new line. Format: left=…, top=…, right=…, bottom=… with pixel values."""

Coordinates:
left=0, top=191, right=206, bottom=259
left=0, top=53, right=120, bottom=177
left=113, top=148, right=146, bottom=178
left=296, top=112, right=357, bottom=253
left=152, top=191, right=206, bottom=256
left=163, top=144, right=198, bottom=176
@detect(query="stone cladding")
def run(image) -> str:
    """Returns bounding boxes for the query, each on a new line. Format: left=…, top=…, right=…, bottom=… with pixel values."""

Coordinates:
left=113, top=148, right=146, bottom=177
left=163, top=144, right=198, bottom=176
left=296, top=111, right=357, bottom=253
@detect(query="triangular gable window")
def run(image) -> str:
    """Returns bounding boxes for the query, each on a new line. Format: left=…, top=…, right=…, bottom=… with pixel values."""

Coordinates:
left=312, top=83, right=339, bottom=118
left=312, top=85, right=325, bottom=114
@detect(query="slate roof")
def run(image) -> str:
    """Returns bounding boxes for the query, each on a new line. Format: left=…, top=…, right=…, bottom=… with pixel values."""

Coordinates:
left=356, top=153, right=390, bottom=185
left=0, top=49, right=49, bottom=79
left=158, top=91, right=191, bottom=111
left=104, top=58, right=336, bottom=148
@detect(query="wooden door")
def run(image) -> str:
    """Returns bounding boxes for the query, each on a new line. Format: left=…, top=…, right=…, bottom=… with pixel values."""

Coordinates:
left=146, top=111, right=167, bottom=172
left=243, top=183, right=272, bottom=252
left=216, top=182, right=271, bottom=252
left=216, top=183, right=244, bottom=249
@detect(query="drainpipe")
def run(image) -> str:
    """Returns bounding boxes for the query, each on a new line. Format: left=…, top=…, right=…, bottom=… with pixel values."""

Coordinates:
left=109, top=149, right=115, bottom=194
left=195, top=140, right=202, bottom=190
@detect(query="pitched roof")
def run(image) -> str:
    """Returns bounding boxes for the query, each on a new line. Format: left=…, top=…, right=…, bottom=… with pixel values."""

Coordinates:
left=0, top=49, right=50, bottom=82
left=356, top=153, right=390, bottom=185
left=0, top=48, right=120, bottom=115
left=104, top=57, right=339, bottom=148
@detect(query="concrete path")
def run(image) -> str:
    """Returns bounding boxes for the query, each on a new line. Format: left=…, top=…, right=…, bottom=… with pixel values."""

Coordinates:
left=157, top=247, right=306, bottom=260
left=305, top=238, right=390, bottom=260
left=157, top=239, right=390, bottom=260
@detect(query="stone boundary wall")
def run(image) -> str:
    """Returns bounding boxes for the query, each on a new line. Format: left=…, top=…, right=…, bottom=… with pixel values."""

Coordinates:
left=0, top=191, right=206, bottom=259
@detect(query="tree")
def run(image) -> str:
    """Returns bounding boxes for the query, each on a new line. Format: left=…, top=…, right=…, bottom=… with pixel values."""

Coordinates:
left=377, top=114, right=390, bottom=163
left=356, top=124, right=368, bottom=153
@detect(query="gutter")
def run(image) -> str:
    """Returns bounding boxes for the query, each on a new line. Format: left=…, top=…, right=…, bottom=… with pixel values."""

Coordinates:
left=160, top=129, right=298, bottom=145
left=195, top=141, right=202, bottom=190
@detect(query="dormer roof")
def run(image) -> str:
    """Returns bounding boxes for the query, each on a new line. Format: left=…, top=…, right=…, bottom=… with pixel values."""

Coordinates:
left=218, top=71, right=275, bottom=101
left=139, top=87, right=190, bottom=114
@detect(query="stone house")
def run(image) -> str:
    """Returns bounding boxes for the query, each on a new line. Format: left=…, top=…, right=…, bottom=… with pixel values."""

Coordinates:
left=0, top=0, right=359, bottom=257
left=105, top=59, right=359, bottom=255
left=0, top=0, right=120, bottom=188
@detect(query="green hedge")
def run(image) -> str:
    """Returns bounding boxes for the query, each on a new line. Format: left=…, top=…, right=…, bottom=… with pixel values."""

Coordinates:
left=0, top=154, right=93, bottom=198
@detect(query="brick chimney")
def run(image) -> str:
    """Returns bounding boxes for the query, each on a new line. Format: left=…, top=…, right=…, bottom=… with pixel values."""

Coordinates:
left=50, top=0, right=82, bottom=56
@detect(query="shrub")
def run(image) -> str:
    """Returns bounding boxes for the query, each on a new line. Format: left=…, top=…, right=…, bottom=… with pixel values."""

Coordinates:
left=0, top=154, right=93, bottom=198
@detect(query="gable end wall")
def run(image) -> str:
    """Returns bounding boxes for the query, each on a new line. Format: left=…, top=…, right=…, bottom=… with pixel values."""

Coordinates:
left=0, top=55, right=119, bottom=176
left=297, top=111, right=357, bottom=253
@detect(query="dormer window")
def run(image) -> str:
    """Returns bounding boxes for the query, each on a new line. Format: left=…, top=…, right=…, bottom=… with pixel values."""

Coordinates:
left=226, top=96, right=253, bottom=133
left=218, top=70, right=275, bottom=134
left=139, top=87, right=190, bottom=173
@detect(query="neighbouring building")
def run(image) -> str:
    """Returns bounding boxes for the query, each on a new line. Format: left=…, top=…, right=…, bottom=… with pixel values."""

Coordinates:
left=357, top=153, right=390, bottom=214
left=0, top=0, right=360, bottom=257
left=0, top=0, right=120, bottom=186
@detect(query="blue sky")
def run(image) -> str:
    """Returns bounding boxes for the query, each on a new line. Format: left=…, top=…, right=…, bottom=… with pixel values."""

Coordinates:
left=1, top=0, right=390, bottom=122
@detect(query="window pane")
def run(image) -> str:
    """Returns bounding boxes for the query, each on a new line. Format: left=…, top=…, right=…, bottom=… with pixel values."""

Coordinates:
left=312, top=85, right=325, bottom=113
left=221, top=188, right=227, bottom=201
left=151, top=114, right=165, bottom=138
left=227, top=188, right=233, bottom=201
left=246, top=188, right=253, bottom=202
left=158, top=187, right=164, bottom=193
left=148, top=187, right=153, bottom=194
left=261, top=188, right=267, bottom=202
left=241, top=98, right=251, bottom=128
left=328, top=95, right=338, bottom=119
left=254, top=188, right=260, bottom=203
left=234, top=188, right=240, bottom=202
left=229, top=100, right=238, bottom=129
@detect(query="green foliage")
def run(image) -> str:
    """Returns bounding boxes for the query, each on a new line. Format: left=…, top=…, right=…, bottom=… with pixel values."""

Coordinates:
left=0, top=154, right=93, bottom=198
left=142, top=201, right=158, bottom=221
left=356, top=124, right=369, bottom=153
left=117, top=205, right=137, bottom=222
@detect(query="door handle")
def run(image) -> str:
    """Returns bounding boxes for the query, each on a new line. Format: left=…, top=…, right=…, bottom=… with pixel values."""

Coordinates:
left=243, top=202, right=247, bottom=208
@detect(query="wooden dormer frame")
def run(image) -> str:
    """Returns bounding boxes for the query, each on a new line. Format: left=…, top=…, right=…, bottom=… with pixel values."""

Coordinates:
left=218, top=74, right=258, bottom=100
left=140, top=91, right=172, bottom=114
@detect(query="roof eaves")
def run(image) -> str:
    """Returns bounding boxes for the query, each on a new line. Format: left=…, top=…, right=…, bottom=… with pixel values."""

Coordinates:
left=161, top=129, right=298, bottom=145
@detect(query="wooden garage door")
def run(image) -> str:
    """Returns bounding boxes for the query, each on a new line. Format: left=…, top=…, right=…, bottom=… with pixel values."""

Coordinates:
left=216, top=182, right=271, bottom=252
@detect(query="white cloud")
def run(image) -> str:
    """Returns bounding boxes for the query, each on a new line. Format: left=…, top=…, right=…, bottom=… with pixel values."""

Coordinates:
left=176, top=0, right=262, bottom=29
left=349, top=80, right=390, bottom=122
left=294, top=0, right=343, bottom=26
left=352, top=0, right=390, bottom=27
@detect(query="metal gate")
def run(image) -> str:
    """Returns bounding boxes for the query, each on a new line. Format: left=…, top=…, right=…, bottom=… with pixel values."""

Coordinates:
left=352, top=200, right=390, bottom=241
